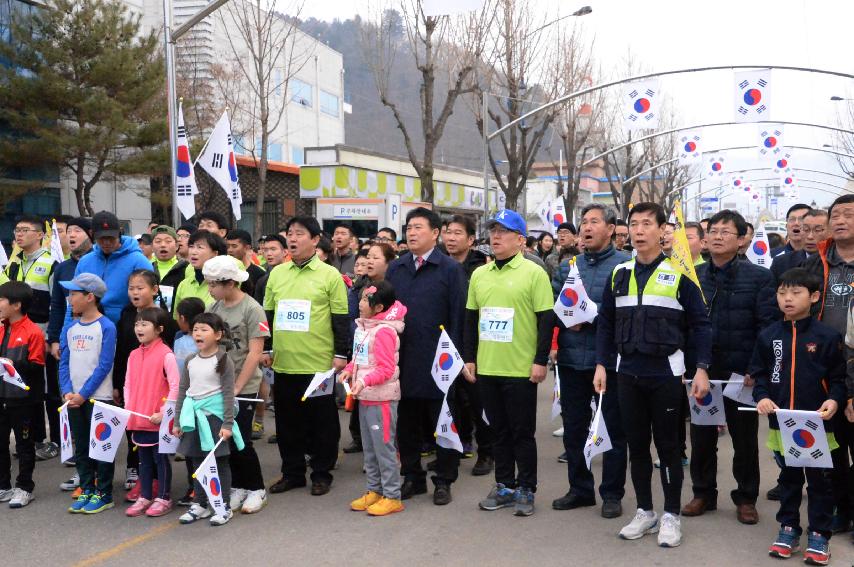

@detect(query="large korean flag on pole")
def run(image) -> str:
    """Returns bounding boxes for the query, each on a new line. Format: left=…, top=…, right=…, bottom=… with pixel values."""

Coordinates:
left=776, top=409, right=833, bottom=468
left=757, top=125, right=784, bottom=160
left=197, top=110, right=243, bottom=220
left=746, top=222, right=773, bottom=268
left=175, top=100, right=199, bottom=220
left=193, top=439, right=229, bottom=517
left=431, top=327, right=464, bottom=395
left=677, top=130, right=703, bottom=166
left=734, top=69, right=771, bottom=123
left=553, top=261, right=598, bottom=327
left=686, top=381, right=726, bottom=426
left=88, top=401, right=130, bottom=462
left=623, top=80, right=661, bottom=130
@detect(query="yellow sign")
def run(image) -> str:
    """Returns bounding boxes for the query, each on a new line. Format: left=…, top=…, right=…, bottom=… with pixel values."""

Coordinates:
left=669, top=200, right=705, bottom=303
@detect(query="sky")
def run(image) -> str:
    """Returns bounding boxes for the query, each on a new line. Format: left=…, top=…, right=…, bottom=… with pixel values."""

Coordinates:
left=297, top=0, right=854, bottom=214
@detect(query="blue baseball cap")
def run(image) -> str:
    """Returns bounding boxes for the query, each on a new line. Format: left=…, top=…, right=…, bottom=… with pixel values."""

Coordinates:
left=487, top=209, right=527, bottom=237
left=60, top=273, right=107, bottom=298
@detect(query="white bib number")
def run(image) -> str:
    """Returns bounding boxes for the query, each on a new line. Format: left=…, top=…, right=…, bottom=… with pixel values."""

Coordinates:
left=479, top=307, right=514, bottom=343
left=275, top=299, right=311, bottom=332
left=352, top=328, right=369, bottom=365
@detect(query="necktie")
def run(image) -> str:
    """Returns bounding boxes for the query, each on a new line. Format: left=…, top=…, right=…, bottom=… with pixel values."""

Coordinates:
left=416, top=256, right=424, bottom=270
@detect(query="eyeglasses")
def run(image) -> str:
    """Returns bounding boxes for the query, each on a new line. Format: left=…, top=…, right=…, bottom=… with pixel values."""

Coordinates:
left=13, top=228, right=40, bottom=234
left=707, top=229, right=738, bottom=238
left=801, top=226, right=827, bottom=235
left=176, top=233, right=191, bottom=240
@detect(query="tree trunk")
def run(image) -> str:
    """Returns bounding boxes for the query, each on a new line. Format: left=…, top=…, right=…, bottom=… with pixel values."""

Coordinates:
left=75, top=153, right=87, bottom=216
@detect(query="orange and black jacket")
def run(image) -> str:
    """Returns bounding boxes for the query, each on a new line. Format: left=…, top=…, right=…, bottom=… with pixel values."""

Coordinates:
left=0, top=315, right=46, bottom=405
left=802, top=238, right=835, bottom=321
left=749, top=316, right=846, bottom=432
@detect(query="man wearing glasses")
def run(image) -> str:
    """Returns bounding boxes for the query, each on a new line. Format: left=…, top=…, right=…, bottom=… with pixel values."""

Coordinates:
left=374, top=227, right=399, bottom=253
left=772, top=209, right=827, bottom=281
left=771, top=204, right=811, bottom=260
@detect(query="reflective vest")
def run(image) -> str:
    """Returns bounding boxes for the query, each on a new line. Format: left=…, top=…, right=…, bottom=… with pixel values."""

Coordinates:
left=5, top=248, right=54, bottom=323
left=611, top=259, right=686, bottom=357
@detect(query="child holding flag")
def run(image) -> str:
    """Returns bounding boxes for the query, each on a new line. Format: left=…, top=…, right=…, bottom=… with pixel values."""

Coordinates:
left=123, top=307, right=180, bottom=517
left=339, top=281, right=407, bottom=516
left=59, top=274, right=117, bottom=515
left=0, top=281, right=45, bottom=508
left=749, top=268, right=846, bottom=565
left=173, top=312, right=243, bottom=526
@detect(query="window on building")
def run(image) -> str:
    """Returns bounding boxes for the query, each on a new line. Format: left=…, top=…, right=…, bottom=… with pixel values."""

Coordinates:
left=291, top=145, right=304, bottom=165
left=233, top=135, right=247, bottom=155
left=238, top=200, right=279, bottom=241
left=268, top=143, right=282, bottom=162
left=290, top=78, right=313, bottom=108
left=320, top=90, right=339, bottom=117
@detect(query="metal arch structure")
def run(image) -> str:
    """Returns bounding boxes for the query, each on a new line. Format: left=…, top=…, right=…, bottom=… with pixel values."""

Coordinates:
left=685, top=184, right=844, bottom=207
left=669, top=167, right=852, bottom=198
left=580, top=120, right=854, bottom=169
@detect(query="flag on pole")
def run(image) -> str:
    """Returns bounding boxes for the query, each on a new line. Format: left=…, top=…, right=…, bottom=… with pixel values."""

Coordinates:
left=431, top=327, right=463, bottom=395
left=722, top=374, right=756, bottom=407
left=758, top=125, right=784, bottom=159
left=536, top=198, right=552, bottom=231
left=623, top=80, right=661, bottom=130
left=734, top=69, right=771, bottom=123
left=686, top=381, right=726, bottom=426
left=551, top=366, right=562, bottom=421
left=0, top=357, right=29, bottom=390
left=435, top=396, right=463, bottom=453
left=781, top=172, right=797, bottom=193
left=730, top=174, right=748, bottom=194
left=584, top=393, right=612, bottom=469
left=88, top=400, right=130, bottom=462
left=422, top=0, right=485, bottom=16
left=158, top=400, right=179, bottom=454
left=193, top=439, right=229, bottom=517
left=197, top=110, right=243, bottom=220
left=59, top=402, right=74, bottom=463
left=553, top=260, right=598, bottom=327
left=175, top=100, right=199, bottom=220
left=776, top=409, right=833, bottom=468
left=301, top=368, right=336, bottom=401
left=670, top=201, right=705, bottom=298
left=773, top=152, right=793, bottom=176
left=548, top=198, right=567, bottom=234
left=48, top=220, right=65, bottom=264
left=746, top=222, right=773, bottom=268
left=677, top=130, right=703, bottom=166
left=706, top=155, right=726, bottom=179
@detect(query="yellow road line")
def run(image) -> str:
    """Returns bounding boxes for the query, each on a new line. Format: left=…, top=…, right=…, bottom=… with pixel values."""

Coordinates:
left=71, top=522, right=178, bottom=567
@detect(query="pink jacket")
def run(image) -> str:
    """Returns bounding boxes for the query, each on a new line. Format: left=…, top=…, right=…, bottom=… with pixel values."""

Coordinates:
left=124, top=338, right=180, bottom=431
left=344, top=301, right=406, bottom=403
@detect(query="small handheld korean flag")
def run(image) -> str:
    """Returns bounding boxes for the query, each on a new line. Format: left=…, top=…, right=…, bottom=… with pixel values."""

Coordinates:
left=623, top=80, right=661, bottom=130
left=776, top=409, right=833, bottom=468
left=722, top=374, right=756, bottom=407
left=301, top=368, right=336, bottom=401
left=59, top=402, right=74, bottom=463
left=686, top=382, right=726, bottom=426
left=88, top=401, right=130, bottom=462
left=431, top=327, right=464, bottom=395
left=197, top=110, right=243, bottom=220
left=175, top=100, right=199, bottom=220
left=0, top=357, right=29, bottom=390
left=553, top=261, right=598, bottom=327
left=584, top=393, right=612, bottom=470
left=758, top=125, right=784, bottom=160
left=746, top=223, right=773, bottom=268
left=193, top=439, right=228, bottom=517
left=0, top=238, right=8, bottom=268
left=734, top=69, right=771, bottom=123
left=677, top=130, right=703, bottom=166
left=158, top=400, right=178, bottom=454
left=706, top=155, right=725, bottom=179
left=49, top=220, right=65, bottom=264
left=435, top=396, right=463, bottom=453
left=551, top=366, right=562, bottom=421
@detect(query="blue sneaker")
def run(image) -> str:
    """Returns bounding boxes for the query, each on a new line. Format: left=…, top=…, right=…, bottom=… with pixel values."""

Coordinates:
left=514, top=487, right=535, bottom=517
left=68, top=492, right=91, bottom=514
left=768, top=526, right=800, bottom=559
left=479, top=483, right=516, bottom=511
left=804, top=531, right=830, bottom=565
left=82, top=493, right=114, bottom=514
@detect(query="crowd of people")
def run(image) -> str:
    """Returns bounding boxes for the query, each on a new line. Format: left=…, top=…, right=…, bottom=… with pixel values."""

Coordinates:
left=1, top=198, right=854, bottom=563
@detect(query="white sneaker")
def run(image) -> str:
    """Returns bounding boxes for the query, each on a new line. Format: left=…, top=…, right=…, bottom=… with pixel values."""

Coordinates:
left=619, top=508, right=659, bottom=540
left=0, top=488, right=14, bottom=502
left=552, top=427, right=564, bottom=437
left=210, top=508, right=233, bottom=526
left=179, top=503, right=212, bottom=524
left=60, top=473, right=80, bottom=491
left=657, top=513, right=682, bottom=548
left=241, top=489, right=267, bottom=514
left=124, top=468, right=139, bottom=490
left=229, top=488, right=248, bottom=511
left=9, top=488, right=33, bottom=508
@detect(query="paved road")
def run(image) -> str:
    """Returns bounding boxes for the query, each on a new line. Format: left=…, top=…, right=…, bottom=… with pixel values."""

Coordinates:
left=6, top=377, right=854, bottom=567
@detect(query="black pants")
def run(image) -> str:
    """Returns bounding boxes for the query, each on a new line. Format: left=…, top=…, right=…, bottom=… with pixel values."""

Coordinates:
left=478, top=376, right=538, bottom=491
left=774, top=453, right=834, bottom=539
left=829, top=412, right=854, bottom=518
left=33, top=355, right=60, bottom=444
left=398, top=397, right=459, bottom=486
left=230, top=395, right=265, bottom=491
left=559, top=367, right=626, bottom=501
left=454, top=376, right=494, bottom=457
left=689, top=395, right=760, bottom=505
left=190, top=455, right=231, bottom=508
left=0, top=402, right=36, bottom=492
left=273, top=373, right=339, bottom=484
left=618, top=373, right=683, bottom=514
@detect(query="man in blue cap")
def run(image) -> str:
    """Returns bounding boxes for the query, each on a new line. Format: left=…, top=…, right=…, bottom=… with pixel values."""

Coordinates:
left=464, top=209, right=554, bottom=517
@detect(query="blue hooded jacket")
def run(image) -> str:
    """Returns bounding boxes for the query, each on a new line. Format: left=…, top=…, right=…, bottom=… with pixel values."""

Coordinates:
left=73, top=235, right=154, bottom=323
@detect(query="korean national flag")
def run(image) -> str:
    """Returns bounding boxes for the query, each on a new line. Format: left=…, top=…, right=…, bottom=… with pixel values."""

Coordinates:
left=431, top=328, right=464, bottom=396
left=746, top=223, right=773, bottom=268
left=59, top=402, right=74, bottom=463
left=623, top=79, right=661, bottom=130
left=677, top=130, right=703, bottom=166
left=158, top=400, right=178, bottom=454
left=435, top=396, right=463, bottom=453
left=175, top=100, right=199, bottom=220
left=197, top=110, right=243, bottom=220
left=686, top=382, right=726, bottom=426
left=734, top=69, right=771, bottom=123
left=584, top=393, right=612, bottom=470
left=301, top=368, right=336, bottom=401
left=551, top=366, right=562, bottom=421
left=0, top=357, right=29, bottom=391
left=758, top=125, right=784, bottom=159
left=722, top=374, right=756, bottom=407
left=730, top=174, right=748, bottom=194
left=776, top=409, right=833, bottom=468
left=553, top=262, right=598, bottom=327
left=194, top=448, right=229, bottom=517
left=88, top=401, right=130, bottom=463
left=706, top=155, right=725, bottom=179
